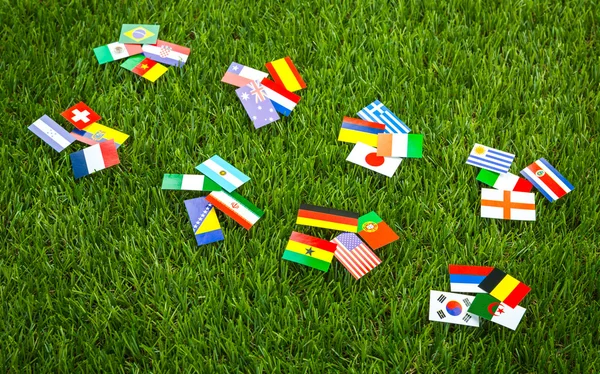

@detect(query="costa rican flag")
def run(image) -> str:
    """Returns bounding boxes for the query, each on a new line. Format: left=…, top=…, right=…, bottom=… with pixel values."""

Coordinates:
left=520, top=158, right=574, bottom=202
left=357, top=100, right=410, bottom=134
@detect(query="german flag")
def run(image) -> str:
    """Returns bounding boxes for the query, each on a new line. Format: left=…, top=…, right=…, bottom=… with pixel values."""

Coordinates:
left=296, top=204, right=359, bottom=232
left=478, top=268, right=531, bottom=308
left=282, top=231, right=337, bottom=272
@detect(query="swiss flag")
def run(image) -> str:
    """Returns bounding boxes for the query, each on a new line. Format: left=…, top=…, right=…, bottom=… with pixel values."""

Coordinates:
left=61, top=102, right=101, bottom=130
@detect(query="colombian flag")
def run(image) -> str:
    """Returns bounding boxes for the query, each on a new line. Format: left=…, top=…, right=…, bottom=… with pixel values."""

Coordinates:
left=265, top=56, right=306, bottom=92
left=282, top=232, right=337, bottom=272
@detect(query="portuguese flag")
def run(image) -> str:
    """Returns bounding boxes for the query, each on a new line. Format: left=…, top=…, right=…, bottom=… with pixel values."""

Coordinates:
left=282, top=231, right=337, bottom=272
left=357, top=211, right=399, bottom=250
left=296, top=204, right=359, bottom=232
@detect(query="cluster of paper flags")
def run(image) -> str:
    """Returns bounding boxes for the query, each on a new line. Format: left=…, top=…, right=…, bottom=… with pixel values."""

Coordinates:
left=162, top=155, right=264, bottom=246
left=338, top=101, right=423, bottom=177
left=94, top=24, right=191, bottom=82
left=282, top=206, right=399, bottom=279
left=466, top=144, right=574, bottom=221
left=28, top=102, right=128, bottom=179
left=429, top=265, right=530, bottom=330
left=221, top=57, right=306, bottom=129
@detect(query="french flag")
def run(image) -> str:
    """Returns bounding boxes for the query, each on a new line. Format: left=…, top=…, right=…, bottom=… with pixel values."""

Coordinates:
left=142, top=40, right=190, bottom=67
left=261, top=78, right=301, bottom=116
left=449, top=265, right=494, bottom=293
left=70, top=140, right=120, bottom=179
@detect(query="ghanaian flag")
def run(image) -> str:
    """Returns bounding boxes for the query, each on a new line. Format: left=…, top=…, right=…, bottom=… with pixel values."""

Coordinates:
left=282, top=232, right=337, bottom=272
left=296, top=204, right=359, bottom=232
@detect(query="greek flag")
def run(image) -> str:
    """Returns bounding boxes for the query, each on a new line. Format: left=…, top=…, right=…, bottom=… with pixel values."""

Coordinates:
left=357, top=100, right=410, bottom=134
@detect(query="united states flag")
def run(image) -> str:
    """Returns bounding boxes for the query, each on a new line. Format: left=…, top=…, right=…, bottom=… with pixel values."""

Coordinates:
left=331, top=233, right=381, bottom=280
left=357, top=100, right=410, bottom=134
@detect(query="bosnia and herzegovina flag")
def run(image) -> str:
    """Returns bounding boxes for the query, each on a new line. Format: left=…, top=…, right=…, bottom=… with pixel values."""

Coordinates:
left=184, top=197, right=224, bottom=246
left=337, top=117, right=386, bottom=147
left=296, top=204, right=359, bottom=232
left=282, top=231, right=337, bottom=272
left=120, top=55, right=168, bottom=82
left=142, top=40, right=190, bottom=68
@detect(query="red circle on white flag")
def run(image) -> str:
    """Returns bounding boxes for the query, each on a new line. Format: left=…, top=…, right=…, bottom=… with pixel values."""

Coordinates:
left=365, top=152, right=385, bottom=166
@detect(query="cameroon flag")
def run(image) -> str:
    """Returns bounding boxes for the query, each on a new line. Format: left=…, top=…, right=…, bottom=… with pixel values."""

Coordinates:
left=282, top=232, right=337, bottom=272
left=120, top=55, right=168, bottom=82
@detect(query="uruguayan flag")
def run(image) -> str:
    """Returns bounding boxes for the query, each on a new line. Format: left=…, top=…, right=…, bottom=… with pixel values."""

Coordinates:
left=466, top=144, right=515, bottom=174
left=357, top=100, right=410, bottom=134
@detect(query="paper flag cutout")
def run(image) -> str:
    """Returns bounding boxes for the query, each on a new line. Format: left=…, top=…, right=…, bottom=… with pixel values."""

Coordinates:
left=466, top=143, right=515, bottom=174
left=260, top=78, right=301, bottom=116
left=481, top=189, right=536, bottom=221
left=195, top=155, right=250, bottom=193
left=69, top=140, right=120, bottom=179
left=265, top=56, right=306, bottom=92
left=28, top=115, right=75, bottom=152
left=448, top=265, right=494, bottom=293
left=331, top=233, right=381, bottom=280
left=467, top=293, right=526, bottom=330
left=121, top=56, right=168, bottom=82
left=61, top=102, right=101, bottom=130
left=477, top=169, right=533, bottom=192
left=221, top=62, right=268, bottom=87
left=206, top=191, right=264, bottom=230
left=94, top=42, right=142, bottom=64
left=161, top=174, right=222, bottom=191
left=235, top=81, right=280, bottom=129
left=358, top=100, right=410, bottom=134
left=338, top=117, right=385, bottom=147
left=296, top=204, right=359, bottom=232
left=429, top=290, right=480, bottom=327
left=142, top=40, right=190, bottom=67
left=377, top=134, right=423, bottom=158
left=520, top=158, right=574, bottom=202
left=184, top=197, right=224, bottom=246
left=119, top=24, right=160, bottom=44
left=357, top=211, right=399, bottom=250
left=282, top=231, right=337, bottom=272
left=477, top=268, right=531, bottom=308
left=70, top=122, right=129, bottom=148
left=346, top=142, right=402, bottom=177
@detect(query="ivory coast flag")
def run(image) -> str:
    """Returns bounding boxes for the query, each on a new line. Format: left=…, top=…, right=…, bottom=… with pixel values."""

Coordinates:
left=282, top=231, right=337, bottom=272
left=206, top=191, right=264, bottom=230
left=94, top=42, right=142, bottom=64
left=377, top=134, right=423, bottom=158
left=120, top=55, right=168, bottom=82
left=161, top=174, right=222, bottom=191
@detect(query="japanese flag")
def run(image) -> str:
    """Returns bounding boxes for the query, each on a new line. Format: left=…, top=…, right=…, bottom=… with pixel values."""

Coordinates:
left=346, top=142, right=402, bottom=177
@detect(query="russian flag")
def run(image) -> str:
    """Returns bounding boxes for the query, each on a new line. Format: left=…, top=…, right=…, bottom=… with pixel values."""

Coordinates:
left=260, top=78, right=301, bottom=116
left=142, top=40, right=190, bottom=67
left=449, top=265, right=494, bottom=293
left=69, top=140, right=120, bottom=179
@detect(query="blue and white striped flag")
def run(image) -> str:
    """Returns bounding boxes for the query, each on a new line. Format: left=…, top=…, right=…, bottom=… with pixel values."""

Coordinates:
left=466, top=144, right=515, bottom=174
left=28, top=115, right=75, bottom=152
left=357, top=100, right=410, bottom=134
left=196, top=155, right=250, bottom=193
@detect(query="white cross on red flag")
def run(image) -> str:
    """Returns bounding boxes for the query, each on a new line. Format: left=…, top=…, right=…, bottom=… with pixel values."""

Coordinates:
left=60, top=102, right=101, bottom=129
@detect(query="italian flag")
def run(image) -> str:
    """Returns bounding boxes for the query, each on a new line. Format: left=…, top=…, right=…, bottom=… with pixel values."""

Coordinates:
left=161, top=174, right=222, bottom=191
left=94, top=42, right=142, bottom=64
left=206, top=191, right=264, bottom=230
left=477, top=169, right=533, bottom=192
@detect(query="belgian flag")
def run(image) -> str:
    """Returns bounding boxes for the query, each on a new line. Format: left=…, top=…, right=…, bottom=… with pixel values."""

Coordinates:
left=282, top=232, right=337, bottom=272
left=478, top=268, right=531, bottom=308
left=296, top=204, right=359, bottom=232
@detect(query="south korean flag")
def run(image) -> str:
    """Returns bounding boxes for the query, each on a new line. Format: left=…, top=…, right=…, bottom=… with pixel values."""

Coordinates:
left=429, top=290, right=480, bottom=327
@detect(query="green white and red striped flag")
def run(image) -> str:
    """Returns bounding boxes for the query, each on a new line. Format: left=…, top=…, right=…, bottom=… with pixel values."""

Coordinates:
left=161, top=174, right=222, bottom=191
left=206, top=191, right=264, bottom=230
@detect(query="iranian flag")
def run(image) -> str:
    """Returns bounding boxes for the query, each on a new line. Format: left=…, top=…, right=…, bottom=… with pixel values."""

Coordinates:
left=206, top=191, right=264, bottom=230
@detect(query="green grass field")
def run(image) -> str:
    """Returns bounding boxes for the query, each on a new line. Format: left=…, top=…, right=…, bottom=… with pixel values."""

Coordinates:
left=1, top=0, right=599, bottom=372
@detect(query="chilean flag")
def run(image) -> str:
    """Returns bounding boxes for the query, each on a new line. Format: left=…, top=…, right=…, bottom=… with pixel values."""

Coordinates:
left=142, top=40, right=190, bottom=67
left=520, top=158, right=574, bottom=202
left=260, top=78, right=301, bottom=116
left=70, top=140, right=120, bottom=179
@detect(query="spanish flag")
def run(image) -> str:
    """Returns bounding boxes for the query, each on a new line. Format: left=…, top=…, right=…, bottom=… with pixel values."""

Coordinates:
left=282, top=232, right=337, bottom=272
left=296, top=204, right=359, bottom=232
left=265, top=56, right=306, bottom=92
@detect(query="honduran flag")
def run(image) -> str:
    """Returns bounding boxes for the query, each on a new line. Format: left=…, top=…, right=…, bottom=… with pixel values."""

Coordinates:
left=69, top=140, right=120, bottom=179
left=520, top=158, right=574, bottom=202
left=142, top=40, right=190, bottom=67
left=449, top=265, right=494, bottom=293
left=260, top=78, right=301, bottom=116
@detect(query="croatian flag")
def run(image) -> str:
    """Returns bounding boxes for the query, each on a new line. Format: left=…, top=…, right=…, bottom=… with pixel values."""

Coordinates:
left=142, top=40, right=190, bottom=67
left=260, top=78, right=301, bottom=116
left=28, top=115, right=75, bottom=152
left=69, top=140, right=120, bottom=179
left=358, top=100, right=410, bottom=134
left=221, top=62, right=268, bottom=88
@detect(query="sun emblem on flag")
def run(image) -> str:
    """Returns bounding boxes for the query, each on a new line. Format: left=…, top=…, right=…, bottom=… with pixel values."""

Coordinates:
left=474, top=145, right=486, bottom=155
left=536, top=170, right=545, bottom=177
left=219, top=170, right=227, bottom=176
left=362, top=221, right=378, bottom=233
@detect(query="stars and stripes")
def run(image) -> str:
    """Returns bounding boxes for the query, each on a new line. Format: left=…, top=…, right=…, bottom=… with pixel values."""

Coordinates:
left=331, top=233, right=381, bottom=280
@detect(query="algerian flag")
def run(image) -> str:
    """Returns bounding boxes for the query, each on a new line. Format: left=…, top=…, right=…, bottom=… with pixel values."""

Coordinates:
left=93, top=42, right=142, bottom=64
left=161, top=174, right=222, bottom=191
left=467, top=293, right=526, bottom=331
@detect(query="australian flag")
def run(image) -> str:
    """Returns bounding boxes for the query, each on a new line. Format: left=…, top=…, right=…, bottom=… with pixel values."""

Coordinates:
left=357, top=100, right=411, bottom=134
